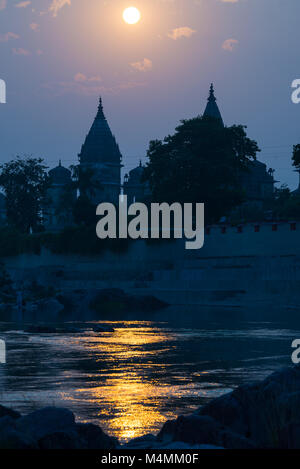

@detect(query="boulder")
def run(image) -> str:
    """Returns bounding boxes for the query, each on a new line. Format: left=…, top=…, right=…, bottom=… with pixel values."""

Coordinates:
left=158, top=415, right=224, bottom=447
left=16, top=407, right=76, bottom=441
left=0, top=429, right=38, bottom=449
left=155, top=366, right=300, bottom=449
left=0, top=404, right=21, bottom=420
left=279, top=421, right=300, bottom=449
left=90, top=288, right=169, bottom=314
left=198, top=365, right=300, bottom=448
left=39, top=430, right=83, bottom=450
left=75, top=423, right=118, bottom=449
left=124, top=434, right=157, bottom=449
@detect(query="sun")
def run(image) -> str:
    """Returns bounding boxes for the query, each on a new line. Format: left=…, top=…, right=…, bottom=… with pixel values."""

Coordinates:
left=123, top=7, right=141, bottom=25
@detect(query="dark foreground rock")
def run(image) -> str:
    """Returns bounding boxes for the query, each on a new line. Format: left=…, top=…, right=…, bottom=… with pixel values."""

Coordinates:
left=0, top=406, right=118, bottom=450
left=156, top=365, right=300, bottom=449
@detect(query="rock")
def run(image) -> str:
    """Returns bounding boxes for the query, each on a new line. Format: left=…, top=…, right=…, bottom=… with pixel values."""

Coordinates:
left=0, top=429, right=38, bottom=449
left=16, top=407, right=76, bottom=441
left=155, top=366, right=300, bottom=449
left=90, top=288, right=169, bottom=314
left=220, top=428, right=256, bottom=449
left=76, top=423, right=118, bottom=449
left=39, top=431, right=83, bottom=449
left=197, top=389, right=248, bottom=436
left=199, top=365, right=300, bottom=448
left=132, top=295, right=169, bottom=312
left=279, top=421, right=300, bottom=449
left=124, top=434, right=157, bottom=449
left=158, top=415, right=224, bottom=447
left=0, top=416, right=17, bottom=433
left=0, top=404, right=21, bottom=420
left=0, top=406, right=118, bottom=450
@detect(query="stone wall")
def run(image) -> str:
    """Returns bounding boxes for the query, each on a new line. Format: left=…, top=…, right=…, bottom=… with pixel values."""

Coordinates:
left=2, top=221, right=300, bottom=307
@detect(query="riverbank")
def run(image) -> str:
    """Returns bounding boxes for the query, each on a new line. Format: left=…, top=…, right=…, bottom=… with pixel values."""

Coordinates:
left=1, top=365, right=300, bottom=449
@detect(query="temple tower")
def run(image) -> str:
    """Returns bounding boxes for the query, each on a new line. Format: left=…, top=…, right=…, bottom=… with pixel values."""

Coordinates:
left=203, top=83, right=224, bottom=127
left=78, top=98, right=122, bottom=205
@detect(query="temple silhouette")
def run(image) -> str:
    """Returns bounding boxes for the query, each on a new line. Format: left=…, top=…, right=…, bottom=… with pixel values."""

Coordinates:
left=25, top=85, right=277, bottom=230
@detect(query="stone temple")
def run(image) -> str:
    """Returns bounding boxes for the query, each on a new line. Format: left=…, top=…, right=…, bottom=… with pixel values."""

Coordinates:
left=0, top=86, right=276, bottom=230
left=78, top=97, right=122, bottom=206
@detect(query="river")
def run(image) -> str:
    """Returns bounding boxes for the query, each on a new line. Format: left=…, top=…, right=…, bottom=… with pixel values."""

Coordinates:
left=0, top=305, right=298, bottom=443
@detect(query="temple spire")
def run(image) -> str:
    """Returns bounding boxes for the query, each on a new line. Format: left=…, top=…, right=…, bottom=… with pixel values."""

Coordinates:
left=203, top=83, right=224, bottom=126
left=79, top=97, right=122, bottom=165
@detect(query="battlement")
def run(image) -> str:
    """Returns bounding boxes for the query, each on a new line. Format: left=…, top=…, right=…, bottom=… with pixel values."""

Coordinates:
left=191, top=221, right=300, bottom=259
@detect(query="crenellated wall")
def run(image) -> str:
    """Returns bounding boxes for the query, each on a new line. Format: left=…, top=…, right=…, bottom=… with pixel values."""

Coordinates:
left=2, top=221, right=300, bottom=307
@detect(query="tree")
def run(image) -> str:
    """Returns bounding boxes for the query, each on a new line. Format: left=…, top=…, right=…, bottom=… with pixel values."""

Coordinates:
left=271, top=185, right=300, bottom=220
left=292, top=144, right=300, bottom=170
left=0, top=157, right=49, bottom=233
left=143, top=116, right=260, bottom=223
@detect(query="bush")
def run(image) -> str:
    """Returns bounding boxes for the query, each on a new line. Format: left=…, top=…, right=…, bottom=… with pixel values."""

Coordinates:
left=0, top=226, right=131, bottom=258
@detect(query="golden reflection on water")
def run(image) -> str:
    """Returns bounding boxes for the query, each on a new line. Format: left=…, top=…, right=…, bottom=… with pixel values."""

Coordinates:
left=73, top=325, right=177, bottom=442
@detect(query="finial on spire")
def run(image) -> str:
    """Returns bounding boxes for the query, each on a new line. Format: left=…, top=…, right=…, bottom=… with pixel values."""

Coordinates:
left=59, top=159, right=62, bottom=167
left=96, top=96, right=106, bottom=119
left=208, top=83, right=216, bottom=102
left=139, top=159, right=142, bottom=167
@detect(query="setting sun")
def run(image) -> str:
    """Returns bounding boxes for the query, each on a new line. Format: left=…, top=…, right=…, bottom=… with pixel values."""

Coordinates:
left=123, top=7, right=141, bottom=25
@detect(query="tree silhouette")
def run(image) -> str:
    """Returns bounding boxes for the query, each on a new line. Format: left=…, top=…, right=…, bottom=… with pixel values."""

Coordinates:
left=0, top=157, right=49, bottom=233
left=143, top=116, right=260, bottom=223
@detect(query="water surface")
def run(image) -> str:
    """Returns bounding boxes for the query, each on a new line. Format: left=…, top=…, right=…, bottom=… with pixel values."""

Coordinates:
left=0, top=306, right=298, bottom=443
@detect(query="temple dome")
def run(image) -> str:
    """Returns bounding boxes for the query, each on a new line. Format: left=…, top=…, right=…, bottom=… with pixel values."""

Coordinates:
left=128, top=161, right=144, bottom=183
left=49, top=161, right=71, bottom=185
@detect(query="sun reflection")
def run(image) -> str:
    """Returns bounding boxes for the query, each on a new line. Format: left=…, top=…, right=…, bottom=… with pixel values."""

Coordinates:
left=52, top=323, right=227, bottom=442
left=72, top=325, right=173, bottom=441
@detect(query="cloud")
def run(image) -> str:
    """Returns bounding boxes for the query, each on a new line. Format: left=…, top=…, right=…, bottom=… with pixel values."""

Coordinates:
left=130, top=58, right=153, bottom=72
left=12, top=47, right=30, bottom=55
left=167, top=27, right=196, bottom=40
left=74, top=73, right=102, bottom=83
left=30, top=23, right=40, bottom=31
left=49, top=0, right=71, bottom=17
left=222, top=38, right=239, bottom=51
left=220, top=0, right=240, bottom=2
left=43, top=76, right=146, bottom=97
left=0, top=0, right=6, bottom=11
left=15, top=1, right=31, bottom=7
left=0, top=32, right=19, bottom=42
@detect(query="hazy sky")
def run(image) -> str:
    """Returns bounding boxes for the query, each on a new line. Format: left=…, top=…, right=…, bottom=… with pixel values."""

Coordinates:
left=0, top=0, right=300, bottom=188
